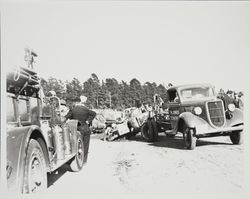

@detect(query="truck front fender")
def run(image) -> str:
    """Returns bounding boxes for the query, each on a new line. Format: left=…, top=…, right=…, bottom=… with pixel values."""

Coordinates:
left=177, top=112, right=208, bottom=132
left=225, top=108, right=244, bottom=128
left=7, top=125, right=46, bottom=192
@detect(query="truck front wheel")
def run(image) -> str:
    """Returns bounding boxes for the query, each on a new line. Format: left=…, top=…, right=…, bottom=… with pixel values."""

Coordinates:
left=183, top=126, right=197, bottom=150
left=230, top=130, right=243, bottom=145
left=23, top=139, right=48, bottom=193
left=69, top=132, right=84, bottom=172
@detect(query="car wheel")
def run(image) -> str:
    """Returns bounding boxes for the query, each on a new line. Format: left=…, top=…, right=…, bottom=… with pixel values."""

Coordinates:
left=141, top=120, right=158, bottom=142
left=69, top=132, right=84, bottom=172
left=23, top=139, right=48, bottom=193
left=230, top=130, right=243, bottom=145
left=127, top=121, right=132, bottom=132
left=183, top=126, right=196, bottom=150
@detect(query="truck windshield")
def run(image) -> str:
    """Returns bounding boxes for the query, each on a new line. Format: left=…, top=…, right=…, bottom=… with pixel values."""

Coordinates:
left=180, top=87, right=214, bottom=101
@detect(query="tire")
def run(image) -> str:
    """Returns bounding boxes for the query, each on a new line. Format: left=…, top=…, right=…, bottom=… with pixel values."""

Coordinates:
left=141, top=121, right=151, bottom=141
left=83, top=133, right=91, bottom=163
left=230, top=130, right=243, bottom=145
left=22, top=139, right=48, bottom=193
left=183, top=125, right=196, bottom=150
left=141, top=120, right=158, bottom=142
left=127, top=121, right=132, bottom=132
left=127, top=121, right=140, bottom=134
left=69, top=132, right=84, bottom=172
left=151, top=120, right=158, bottom=142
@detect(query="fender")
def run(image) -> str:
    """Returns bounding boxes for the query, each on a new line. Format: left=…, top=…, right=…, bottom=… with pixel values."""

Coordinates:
left=176, top=112, right=208, bottom=133
left=225, top=108, right=244, bottom=128
left=7, top=125, right=47, bottom=192
left=179, top=112, right=208, bottom=128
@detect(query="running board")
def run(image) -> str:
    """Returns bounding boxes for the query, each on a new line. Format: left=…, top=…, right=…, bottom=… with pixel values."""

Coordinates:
left=49, top=154, right=75, bottom=172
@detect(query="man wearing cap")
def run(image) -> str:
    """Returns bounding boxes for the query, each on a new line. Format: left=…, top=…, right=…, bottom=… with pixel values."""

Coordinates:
left=220, top=90, right=236, bottom=110
left=60, top=99, right=69, bottom=120
left=65, top=95, right=96, bottom=163
left=238, top=92, right=244, bottom=110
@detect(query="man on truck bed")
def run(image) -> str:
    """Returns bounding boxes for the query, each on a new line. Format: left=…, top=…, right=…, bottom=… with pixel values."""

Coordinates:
left=65, top=95, right=96, bottom=163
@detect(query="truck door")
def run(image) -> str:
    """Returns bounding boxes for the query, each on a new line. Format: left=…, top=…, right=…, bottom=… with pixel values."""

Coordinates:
left=167, top=89, right=181, bottom=130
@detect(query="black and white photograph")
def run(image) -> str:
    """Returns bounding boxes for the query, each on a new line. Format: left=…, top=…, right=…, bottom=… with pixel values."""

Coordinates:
left=1, top=0, right=250, bottom=199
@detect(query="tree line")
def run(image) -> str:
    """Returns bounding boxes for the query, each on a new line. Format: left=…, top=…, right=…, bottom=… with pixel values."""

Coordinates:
left=40, top=73, right=172, bottom=110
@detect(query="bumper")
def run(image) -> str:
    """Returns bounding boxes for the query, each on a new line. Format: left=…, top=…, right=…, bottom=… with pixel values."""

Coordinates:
left=195, top=124, right=243, bottom=137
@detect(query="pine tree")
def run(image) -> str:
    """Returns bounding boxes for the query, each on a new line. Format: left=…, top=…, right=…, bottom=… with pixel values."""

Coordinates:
left=66, top=78, right=83, bottom=103
left=40, top=77, right=66, bottom=99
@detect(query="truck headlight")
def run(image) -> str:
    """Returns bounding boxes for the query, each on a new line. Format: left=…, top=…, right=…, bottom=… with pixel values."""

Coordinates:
left=228, top=104, right=235, bottom=112
left=194, top=107, right=202, bottom=115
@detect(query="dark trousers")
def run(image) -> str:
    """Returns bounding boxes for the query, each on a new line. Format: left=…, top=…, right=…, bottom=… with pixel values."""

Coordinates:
left=78, top=123, right=91, bottom=162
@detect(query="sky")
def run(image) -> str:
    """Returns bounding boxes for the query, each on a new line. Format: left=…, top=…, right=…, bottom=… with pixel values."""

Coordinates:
left=1, top=1, right=250, bottom=91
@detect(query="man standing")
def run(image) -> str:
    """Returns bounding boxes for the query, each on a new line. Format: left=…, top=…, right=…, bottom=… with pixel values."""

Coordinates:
left=65, top=95, right=96, bottom=163
left=238, top=92, right=244, bottom=110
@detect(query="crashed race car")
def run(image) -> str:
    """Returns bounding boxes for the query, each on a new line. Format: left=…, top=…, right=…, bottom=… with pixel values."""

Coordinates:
left=91, top=110, right=130, bottom=141
left=93, top=105, right=159, bottom=142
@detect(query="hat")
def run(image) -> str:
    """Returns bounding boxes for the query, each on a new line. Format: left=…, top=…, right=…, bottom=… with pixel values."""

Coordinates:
left=238, top=91, right=243, bottom=97
left=226, top=90, right=233, bottom=94
left=48, top=90, right=56, bottom=97
left=80, top=95, right=87, bottom=103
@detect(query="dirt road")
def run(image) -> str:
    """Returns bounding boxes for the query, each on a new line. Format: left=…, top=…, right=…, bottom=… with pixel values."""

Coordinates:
left=43, top=132, right=245, bottom=199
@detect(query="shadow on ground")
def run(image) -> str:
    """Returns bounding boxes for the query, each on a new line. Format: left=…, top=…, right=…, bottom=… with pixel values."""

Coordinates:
left=149, top=134, right=232, bottom=150
left=91, top=131, right=233, bottom=150
left=47, top=165, right=68, bottom=188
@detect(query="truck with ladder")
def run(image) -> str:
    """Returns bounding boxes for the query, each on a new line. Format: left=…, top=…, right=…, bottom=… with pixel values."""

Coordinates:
left=6, top=64, right=86, bottom=193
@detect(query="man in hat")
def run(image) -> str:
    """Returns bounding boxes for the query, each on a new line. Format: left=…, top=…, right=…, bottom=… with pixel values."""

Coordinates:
left=60, top=99, right=69, bottom=120
left=65, top=95, right=96, bottom=163
left=220, top=90, right=236, bottom=110
left=237, top=92, right=244, bottom=110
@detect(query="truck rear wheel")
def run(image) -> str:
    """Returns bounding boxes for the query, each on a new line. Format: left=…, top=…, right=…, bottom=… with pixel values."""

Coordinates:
left=151, top=120, right=158, bottom=142
left=69, top=132, right=84, bottom=172
left=183, top=126, right=196, bottom=150
left=141, top=120, right=158, bottom=142
left=23, top=139, right=47, bottom=193
left=230, top=130, right=243, bottom=145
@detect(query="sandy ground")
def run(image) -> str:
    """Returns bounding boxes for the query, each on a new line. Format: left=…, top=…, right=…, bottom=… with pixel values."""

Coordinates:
left=29, top=132, right=245, bottom=199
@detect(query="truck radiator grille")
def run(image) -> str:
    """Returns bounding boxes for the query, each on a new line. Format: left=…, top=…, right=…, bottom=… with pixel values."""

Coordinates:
left=207, top=101, right=225, bottom=127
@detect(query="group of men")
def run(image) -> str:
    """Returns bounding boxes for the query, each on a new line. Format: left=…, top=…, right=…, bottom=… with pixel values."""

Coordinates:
left=218, top=89, right=244, bottom=110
